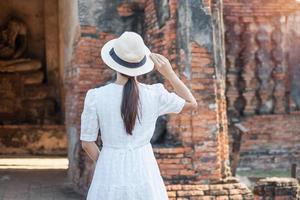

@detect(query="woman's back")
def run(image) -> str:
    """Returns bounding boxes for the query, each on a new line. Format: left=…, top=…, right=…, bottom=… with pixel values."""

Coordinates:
left=80, top=82, right=186, bottom=200
left=80, top=82, right=185, bottom=147
left=80, top=31, right=197, bottom=200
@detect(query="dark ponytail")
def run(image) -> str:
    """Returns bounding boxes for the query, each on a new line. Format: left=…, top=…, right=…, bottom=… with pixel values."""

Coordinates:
left=120, top=73, right=142, bottom=135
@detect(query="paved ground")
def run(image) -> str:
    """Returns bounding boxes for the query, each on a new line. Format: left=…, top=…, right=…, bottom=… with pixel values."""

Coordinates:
left=0, top=157, right=85, bottom=200
left=0, top=169, right=84, bottom=200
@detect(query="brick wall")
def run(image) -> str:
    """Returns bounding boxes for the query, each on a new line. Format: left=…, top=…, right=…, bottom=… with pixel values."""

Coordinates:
left=66, top=0, right=253, bottom=198
left=64, top=26, right=117, bottom=192
left=143, top=0, right=231, bottom=183
left=223, top=0, right=300, bottom=16
left=223, top=0, right=300, bottom=172
left=254, top=177, right=300, bottom=199
left=232, top=114, right=300, bottom=171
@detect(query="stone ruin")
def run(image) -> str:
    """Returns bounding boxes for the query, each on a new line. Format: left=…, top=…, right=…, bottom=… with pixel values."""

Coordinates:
left=224, top=0, right=300, bottom=177
left=0, top=1, right=67, bottom=155
left=0, top=0, right=299, bottom=199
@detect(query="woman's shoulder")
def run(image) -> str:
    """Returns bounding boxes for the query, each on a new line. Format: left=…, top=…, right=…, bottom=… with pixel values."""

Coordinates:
left=140, top=82, right=163, bottom=90
left=86, top=82, right=163, bottom=95
left=84, top=85, right=106, bottom=98
left=89, top=83, right=112, bottom=92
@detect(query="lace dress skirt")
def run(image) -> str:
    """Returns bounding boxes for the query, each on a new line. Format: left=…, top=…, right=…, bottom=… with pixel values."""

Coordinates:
left=85, top=142, right=169, bottom=200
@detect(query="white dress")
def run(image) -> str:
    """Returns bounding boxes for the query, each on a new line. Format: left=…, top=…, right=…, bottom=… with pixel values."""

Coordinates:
left=80, top=82, right=186, bottom=200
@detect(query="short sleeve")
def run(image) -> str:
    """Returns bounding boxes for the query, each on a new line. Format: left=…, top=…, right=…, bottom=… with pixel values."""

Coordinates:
left=80, top=89, right=99, bottom=141
left=155, top=83, right=186, bottom=116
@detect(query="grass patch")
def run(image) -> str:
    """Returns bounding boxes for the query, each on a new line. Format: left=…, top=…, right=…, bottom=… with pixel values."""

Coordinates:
left=237, top=169, right=291, bottom=178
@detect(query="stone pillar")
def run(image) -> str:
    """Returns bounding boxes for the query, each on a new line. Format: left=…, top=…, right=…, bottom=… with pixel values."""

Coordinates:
left=66, top=0, right=146, bottom=194
left=162, top=0, right=253, bottom=199
left=174, top=0, right=231, bottom=183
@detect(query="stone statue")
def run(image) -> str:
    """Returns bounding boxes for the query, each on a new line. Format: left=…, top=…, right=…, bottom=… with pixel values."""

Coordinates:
left=0, top=17, right=41, bottom=72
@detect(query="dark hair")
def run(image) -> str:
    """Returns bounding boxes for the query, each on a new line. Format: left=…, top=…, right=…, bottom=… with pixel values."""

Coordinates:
left=120, top=73, right=142, bottom=135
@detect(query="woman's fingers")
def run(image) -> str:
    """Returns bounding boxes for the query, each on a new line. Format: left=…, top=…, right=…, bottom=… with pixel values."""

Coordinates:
left=150, top=53, right=164, bottom=68
left=149, top=53, right=159, bottom=66
left=156, top=53, right=165, bottom=60
left=156, top=55, right=168, bottom=65
left=153, top=53, right=169, bottom=65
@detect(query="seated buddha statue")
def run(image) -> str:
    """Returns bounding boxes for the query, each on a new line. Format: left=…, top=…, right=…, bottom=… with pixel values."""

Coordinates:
left=0, top=17, right=41, bottom=72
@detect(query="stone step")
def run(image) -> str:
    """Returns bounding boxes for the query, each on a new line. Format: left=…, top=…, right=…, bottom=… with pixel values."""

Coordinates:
left=0, top=69, right=60, bottom=124
left=0, top=69, right=46, bottom=99
left=0, top=124, right=67, bottom=155
left=0, top=59, right=42, bottom=73
left=22, top=70, right=44, bottom=85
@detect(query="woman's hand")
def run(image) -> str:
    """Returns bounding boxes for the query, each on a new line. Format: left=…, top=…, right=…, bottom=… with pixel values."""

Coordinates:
left=149, top=53, right=177, bottom=80
left=81, top=141, right=100, bottom=163
left=150, top=52, right=198, bottom=112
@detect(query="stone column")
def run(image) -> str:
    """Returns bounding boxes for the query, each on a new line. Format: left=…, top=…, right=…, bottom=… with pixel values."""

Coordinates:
left=175, top=0, right=231, bottom=183
left=164, top=0, right=253, bottom=198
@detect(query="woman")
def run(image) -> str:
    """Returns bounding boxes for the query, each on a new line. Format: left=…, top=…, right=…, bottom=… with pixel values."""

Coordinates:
left=80, top=31, right=197, bottom=200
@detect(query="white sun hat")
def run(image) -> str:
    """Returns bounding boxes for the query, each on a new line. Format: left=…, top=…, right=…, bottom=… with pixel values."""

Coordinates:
left=100, top=31, right=154, bottom=76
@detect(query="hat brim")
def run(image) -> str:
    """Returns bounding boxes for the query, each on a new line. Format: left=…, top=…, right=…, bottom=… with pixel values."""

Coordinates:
left=101, top=38, right=154, bottom=76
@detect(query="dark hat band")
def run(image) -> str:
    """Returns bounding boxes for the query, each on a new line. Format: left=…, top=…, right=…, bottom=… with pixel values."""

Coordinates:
left=109, top=48, right=146, bottom=68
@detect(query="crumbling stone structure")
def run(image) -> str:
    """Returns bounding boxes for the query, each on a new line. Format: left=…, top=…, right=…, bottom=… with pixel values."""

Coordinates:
left=254, top=177, right=300, bottom=199
left=0, top=0, right=67, bottom=155
left=1, top=0, right=299, bottom=199
left=223, top=0, right=300, bottom=172
left=66, top=0, right=253, bottom=198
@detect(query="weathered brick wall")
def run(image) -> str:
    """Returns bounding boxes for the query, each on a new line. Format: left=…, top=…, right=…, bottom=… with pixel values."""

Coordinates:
left=232, top=114, right=300, bottom=170
left=223, top=0, right=300, bottom=171
left=65, top=26, right=116, bottom=192
left=143, top=0, right=196, bottom=183
left=253, top=177, right=300, bottom=199
left=166, top=178, right=252, bottom=200
left=143, top=0, right=232, bottom=183
left=66, top=0, right=253, bottom=198
left=142, top=0, right=183, bottom=144
left=223, top=0, right=300, bottom=16
left=154, top=147, right=195, bottom=184
left=224, top=0, right=300, bottom=116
